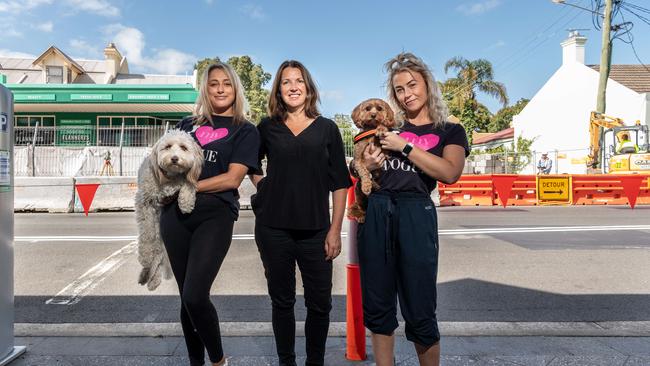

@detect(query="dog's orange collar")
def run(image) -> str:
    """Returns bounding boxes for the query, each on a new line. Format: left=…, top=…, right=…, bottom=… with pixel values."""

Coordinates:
left=353, top=129, right=377, bottom=143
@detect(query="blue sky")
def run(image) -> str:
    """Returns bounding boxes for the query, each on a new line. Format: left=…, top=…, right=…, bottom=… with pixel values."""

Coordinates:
left=1, top=0, right=649, bottom=117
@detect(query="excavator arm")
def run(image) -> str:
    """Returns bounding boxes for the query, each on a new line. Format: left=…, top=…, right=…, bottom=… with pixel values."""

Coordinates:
left=587, top=111, right=624, bottom=168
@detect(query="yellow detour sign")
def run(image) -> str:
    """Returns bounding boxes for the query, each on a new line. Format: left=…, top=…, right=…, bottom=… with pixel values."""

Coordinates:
left=537, top=175, right=572, bottom=204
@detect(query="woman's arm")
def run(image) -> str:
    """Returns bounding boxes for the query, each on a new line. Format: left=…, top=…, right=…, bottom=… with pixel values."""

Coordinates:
left=325, top=188, right=347, bottom=260
left=197, top=163, right=249, bottom=193
left=379, top=131, right=466, bottom=184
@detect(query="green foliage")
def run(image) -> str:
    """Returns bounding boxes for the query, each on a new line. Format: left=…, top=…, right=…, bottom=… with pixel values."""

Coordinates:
left=488, top=98, right=529, bottom=133
left=442, top=56, right=509, bottom=112
left=334, top=113, right=356, bottom=157
left=194, top=56, right=271, bottom=123
left=458, top=100, right=492, bottom=144
left=475, top=135, right=535, bottom=173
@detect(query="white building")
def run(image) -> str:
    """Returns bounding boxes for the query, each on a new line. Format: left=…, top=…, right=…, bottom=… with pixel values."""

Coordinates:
left=512, top=31, right=650, bottom=174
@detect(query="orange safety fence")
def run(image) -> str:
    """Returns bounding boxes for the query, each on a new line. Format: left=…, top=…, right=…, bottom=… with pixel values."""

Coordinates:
left=438, top=174, right=650, bottom=207
left=571, top=174, right=650, bottom=206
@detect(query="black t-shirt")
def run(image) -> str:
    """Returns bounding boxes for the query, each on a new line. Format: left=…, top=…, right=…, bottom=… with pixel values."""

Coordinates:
left=176, top=115, right=260, bottom=219
left=378, top=121, right=470, bottom=194
left=253, top=116, right=352, bottom=230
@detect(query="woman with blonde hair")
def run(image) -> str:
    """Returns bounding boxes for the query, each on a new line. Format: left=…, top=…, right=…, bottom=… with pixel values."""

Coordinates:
left=160, top=61, right=260, bottom=366
left=356, top=52, right=469, bottom=366
left=251, top=60, right=351, bottom=365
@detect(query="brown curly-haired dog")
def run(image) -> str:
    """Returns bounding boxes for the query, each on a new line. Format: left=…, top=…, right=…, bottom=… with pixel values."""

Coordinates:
left=348, top=98, right=396, bottom=223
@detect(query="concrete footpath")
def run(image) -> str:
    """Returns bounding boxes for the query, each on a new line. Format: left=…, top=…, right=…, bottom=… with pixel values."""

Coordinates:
left=9, top=335, right=650, bottom=365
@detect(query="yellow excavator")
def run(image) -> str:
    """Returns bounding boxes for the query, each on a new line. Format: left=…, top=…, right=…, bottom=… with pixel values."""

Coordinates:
left=587, top=111, right=650, bottom=174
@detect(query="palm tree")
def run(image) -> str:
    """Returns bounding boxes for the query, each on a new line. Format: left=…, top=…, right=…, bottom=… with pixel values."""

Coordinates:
left=442, top=57, right=509, bottom=113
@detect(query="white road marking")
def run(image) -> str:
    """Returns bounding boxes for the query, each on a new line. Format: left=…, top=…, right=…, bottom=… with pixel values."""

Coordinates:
left=45, top=241, right=137, bottom=306
left=17, top=224, right=650, bottom=243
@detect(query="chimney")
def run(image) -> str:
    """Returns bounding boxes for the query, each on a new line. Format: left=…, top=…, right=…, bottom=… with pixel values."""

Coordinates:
left=103, top=42, right=123, bottom=84
left=561, top=30, right=587, bottom=65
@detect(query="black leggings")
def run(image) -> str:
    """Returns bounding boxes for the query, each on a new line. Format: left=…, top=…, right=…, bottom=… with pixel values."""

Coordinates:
left=160, top=195, right=234, bottom=366
left=255, top=223, right=333, bottom=366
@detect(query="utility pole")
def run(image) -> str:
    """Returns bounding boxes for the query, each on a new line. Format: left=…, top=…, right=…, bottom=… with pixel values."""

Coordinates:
left=596, top=0, right=614, bottom=114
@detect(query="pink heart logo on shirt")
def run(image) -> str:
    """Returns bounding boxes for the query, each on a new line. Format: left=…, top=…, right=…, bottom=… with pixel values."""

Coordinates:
left=399, top=132, right=440, bottom=151
left=195, top=126, right=229, bottom=146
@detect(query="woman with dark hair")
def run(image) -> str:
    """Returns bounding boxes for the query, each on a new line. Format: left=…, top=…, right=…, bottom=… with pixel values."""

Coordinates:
left=356, top=52, right=469, bottom=366
left=251, top=60, right=351, bottom=366
left=161, top=61, right=260, bottom=366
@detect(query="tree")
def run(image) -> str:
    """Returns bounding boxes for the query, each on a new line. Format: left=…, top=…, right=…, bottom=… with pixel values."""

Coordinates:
left=194, top=57, right=221, bottom=87
left=443, top=56, right=509, bottom=112
left=194, top=56, right=271, bottom=123
left=333, top=113, right=356, bottom=157
left=488, top=98, right=529, bottom=133
left=458, top=100, right=492, bottom=145
left=227, top=56, right=271, bottom=123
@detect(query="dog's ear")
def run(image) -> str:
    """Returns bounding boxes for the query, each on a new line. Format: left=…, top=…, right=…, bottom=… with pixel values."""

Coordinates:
left=351, top=102, right=364, bottom=128
left=383, top=100, right=395, bottom=124
left=187, top=140, right=204, bottom=188
left=149, top=140, right=163, bottom=184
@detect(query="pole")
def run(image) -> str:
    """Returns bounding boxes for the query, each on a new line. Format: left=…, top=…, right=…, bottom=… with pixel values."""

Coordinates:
left=345, top=179, right=366, bottom=361
left=0, top=84, right=27, bottom=365
left=30, top=121, right=39, bottom=177
left=596, top=0, right=614, bottom=114
left=118, top=119, right=125, bottom=176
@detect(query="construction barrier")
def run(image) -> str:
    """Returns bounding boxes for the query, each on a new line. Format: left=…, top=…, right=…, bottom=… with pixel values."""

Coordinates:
left=438, top=174, right=650, bottom=207
left=73, top=176, right=137, bottom=213
left=14, top=177, right=75, bottom=213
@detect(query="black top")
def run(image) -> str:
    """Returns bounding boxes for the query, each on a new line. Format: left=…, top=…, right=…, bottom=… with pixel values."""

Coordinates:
left=253, top=116, right=352, bottom=230
left=176, top=115, right=260, bottom=219
left=378, top=121, right=470, bottom=194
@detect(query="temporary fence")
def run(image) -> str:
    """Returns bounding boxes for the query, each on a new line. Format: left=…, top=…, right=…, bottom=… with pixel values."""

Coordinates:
left=438, top=174, right=650, bottom=207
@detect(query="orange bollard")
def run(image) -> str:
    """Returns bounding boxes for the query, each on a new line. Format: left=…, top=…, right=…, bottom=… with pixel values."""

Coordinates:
left=345, top=177, right=367, bottom=360
left=346, top=262, right=366, bottom=361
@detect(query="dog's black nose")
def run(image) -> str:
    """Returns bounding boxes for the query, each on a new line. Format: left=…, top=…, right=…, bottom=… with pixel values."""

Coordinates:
left=171, top=156, right=179, bottom=164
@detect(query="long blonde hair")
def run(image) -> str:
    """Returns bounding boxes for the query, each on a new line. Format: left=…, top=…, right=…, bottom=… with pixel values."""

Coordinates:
left=267, top=60, right=320, bottom=122
left=194, top=62, right=249, bottom=125
left=384, top=52, right=448, bottom=128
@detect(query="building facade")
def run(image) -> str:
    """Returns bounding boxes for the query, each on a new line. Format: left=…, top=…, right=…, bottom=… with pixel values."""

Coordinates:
left=0, top=44, right=198, bottom=148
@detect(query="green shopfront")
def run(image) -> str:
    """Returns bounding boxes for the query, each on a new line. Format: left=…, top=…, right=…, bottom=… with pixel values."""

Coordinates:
left=8, top=84, right=198, bottom=147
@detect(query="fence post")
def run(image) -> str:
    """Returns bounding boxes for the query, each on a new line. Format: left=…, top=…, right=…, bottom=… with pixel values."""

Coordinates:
left=118, top=119, right=125, bottom=176
left=30, top=122, right=39, bottom=177
left=504, top=150, right=508, bottom=174
left=554, top=149, right=559, bottom=174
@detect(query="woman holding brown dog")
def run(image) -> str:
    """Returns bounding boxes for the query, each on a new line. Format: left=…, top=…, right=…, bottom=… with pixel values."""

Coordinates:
left=251, top=60, right=351, bottom=366
left=160, top=61, right=260, bottom=366
left=356, top=53, right=469, bottom=366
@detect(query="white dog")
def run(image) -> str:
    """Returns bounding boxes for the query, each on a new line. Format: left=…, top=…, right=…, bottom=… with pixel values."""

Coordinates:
left=135, top=130, right=204, bottom=291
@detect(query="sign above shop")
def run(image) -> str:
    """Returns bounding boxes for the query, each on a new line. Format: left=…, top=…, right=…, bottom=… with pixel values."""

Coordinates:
left=70, top=94, right=113, bottom=101
left=14, top=94, right=56, bottom=101
left=127, top=94, right=170, bottom=101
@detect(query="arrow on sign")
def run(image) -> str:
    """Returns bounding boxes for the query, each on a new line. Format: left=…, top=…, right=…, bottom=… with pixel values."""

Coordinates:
left=544, top=190, right=564, bottom=194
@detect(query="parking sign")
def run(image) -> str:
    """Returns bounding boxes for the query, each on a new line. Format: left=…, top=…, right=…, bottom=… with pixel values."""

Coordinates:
left=0, top=113, right=7, bottom=133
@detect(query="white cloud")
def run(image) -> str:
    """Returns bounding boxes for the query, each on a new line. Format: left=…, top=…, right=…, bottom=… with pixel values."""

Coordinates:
left=487, top=40, right=506, bottom=50
left=103, top=24, right=196, bottom=75
left=34, top=21, right=53, bottom=32
left=241, top=4, right=265, bottom=20
left=69, top=39, right=101, bottom=59
left=0, top=0, right=52, bottom=13
left=321, top=90, right=344, bottom=102
left=65, top=0, right=120, bottom=17
left=0, top=49, right=36, bottom=58
left=0, top=22, right=21, bottom=37
left=457, top=0, right=501, bottom=15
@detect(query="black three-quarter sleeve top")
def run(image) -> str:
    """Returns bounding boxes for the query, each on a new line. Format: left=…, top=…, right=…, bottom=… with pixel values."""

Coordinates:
left=252, top=116, right=352, bottom=230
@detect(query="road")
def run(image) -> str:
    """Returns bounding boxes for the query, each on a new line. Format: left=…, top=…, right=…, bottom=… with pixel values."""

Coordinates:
left=13, top=206, right=650, bottom=325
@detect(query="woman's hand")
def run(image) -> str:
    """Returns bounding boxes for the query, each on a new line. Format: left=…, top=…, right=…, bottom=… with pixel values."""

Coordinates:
left=379, top=131, right=408, bottom=153
left=362, top=143, right=386, bottom=172
left=324, top=227, right=342, bottom=261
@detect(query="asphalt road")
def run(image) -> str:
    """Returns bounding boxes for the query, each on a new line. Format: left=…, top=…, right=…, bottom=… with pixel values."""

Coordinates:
left=12, top=206, right=650, bottom=324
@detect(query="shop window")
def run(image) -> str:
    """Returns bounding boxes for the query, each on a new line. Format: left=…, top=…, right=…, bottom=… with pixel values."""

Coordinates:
left=15, top=117, right=29, bottom=127
left=124, top=117, right=136, bottom=126
left=98, top=117, right=110, bottom=126
left=29, top=117, right=41, bottom=127
left=42, top=117, right=55, bottom=126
